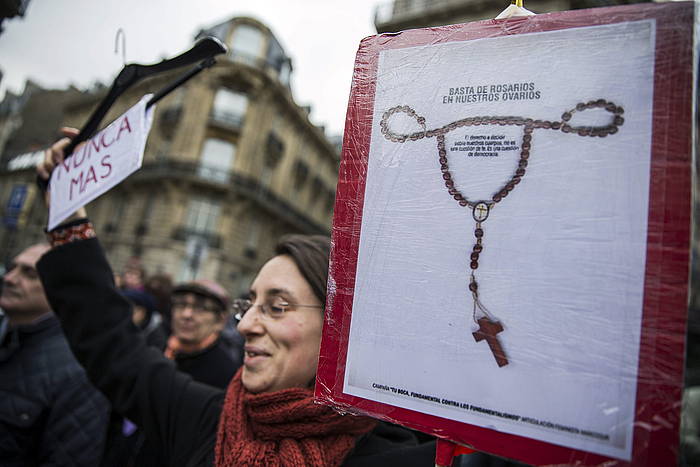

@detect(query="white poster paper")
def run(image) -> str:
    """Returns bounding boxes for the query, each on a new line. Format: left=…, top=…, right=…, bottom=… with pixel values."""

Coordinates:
left=48, top=95, right=154, bottom=230
left=343, top=20, right=655, bottom=461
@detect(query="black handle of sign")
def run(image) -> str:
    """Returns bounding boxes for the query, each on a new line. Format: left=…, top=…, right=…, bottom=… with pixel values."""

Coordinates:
left=146, top=57, right=217, bottom=109
left=36, top=37, right=227, bottom=192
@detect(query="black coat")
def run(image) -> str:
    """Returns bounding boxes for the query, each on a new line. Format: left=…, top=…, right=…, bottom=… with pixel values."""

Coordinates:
left=174, top=338, right=237, bottom=389
left=0, top=314, right=110, bottom=466
left=38, top=238, right=435, bottom=467
left=102, top=331, right=237, bottom=466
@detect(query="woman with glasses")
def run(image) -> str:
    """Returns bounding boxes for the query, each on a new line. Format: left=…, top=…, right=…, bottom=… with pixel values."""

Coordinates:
left=34, top=133, right=436, bottom=467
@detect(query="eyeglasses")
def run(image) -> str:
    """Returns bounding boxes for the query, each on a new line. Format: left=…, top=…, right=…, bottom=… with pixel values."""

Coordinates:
left=172, top=299, right=221, bottom=314
left=232, top=298, right=323, bottom=321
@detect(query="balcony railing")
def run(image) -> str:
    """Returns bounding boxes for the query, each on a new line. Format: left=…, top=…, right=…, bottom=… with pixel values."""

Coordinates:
left=171, top=226, right=221, bottom=248
left=134, top=158, right=328, bottom=235
left=197, top=164, right=230, bottom=183
left=209, top=110, right=245, bottom=130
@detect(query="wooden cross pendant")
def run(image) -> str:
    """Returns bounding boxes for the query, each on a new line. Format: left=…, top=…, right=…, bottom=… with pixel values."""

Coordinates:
left=472, top=317, right=509, bottom=367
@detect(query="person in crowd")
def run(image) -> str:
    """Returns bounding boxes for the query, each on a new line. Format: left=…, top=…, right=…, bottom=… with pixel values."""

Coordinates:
left=165, top=279, right=239, bottom=389
left=144, top=272, right=174, bottom=333
left=36, top=128, right=436, bottom=467
left=143, top=273, right=245, bottom=368
left=0, top=243, right=110, bottom=467
left=122, top=288, right=167, bottom=349
left=120, top=257, right=146, bottom=291
left=122, top=279, right=238, bottom=387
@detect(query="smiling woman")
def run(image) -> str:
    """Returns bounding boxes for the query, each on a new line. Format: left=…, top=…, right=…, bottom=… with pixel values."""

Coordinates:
left=32, top=134, right=437, bottom=467
left=236, top=238, right=326, bottom=394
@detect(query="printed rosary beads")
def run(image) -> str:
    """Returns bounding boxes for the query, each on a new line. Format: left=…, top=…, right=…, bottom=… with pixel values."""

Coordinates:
left=380, top=100, right=625, bottom=367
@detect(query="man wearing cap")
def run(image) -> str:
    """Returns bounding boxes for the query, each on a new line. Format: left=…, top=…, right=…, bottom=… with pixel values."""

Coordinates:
left=165, top=279, right=238, bottom=389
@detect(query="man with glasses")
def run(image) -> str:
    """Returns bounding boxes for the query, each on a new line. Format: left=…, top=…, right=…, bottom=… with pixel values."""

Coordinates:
left=166, top=279, right=240, bottom=389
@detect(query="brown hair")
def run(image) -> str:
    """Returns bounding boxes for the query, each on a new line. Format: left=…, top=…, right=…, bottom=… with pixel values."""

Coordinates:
left=274, top=235, right=330, bottom=306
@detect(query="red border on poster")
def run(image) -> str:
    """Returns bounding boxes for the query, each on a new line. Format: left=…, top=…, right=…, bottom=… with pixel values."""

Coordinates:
left=316, top=3, right=693, bottom=466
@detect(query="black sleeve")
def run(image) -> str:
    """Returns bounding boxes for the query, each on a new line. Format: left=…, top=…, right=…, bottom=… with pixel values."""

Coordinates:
left=37, top=238, right=223, bottom=465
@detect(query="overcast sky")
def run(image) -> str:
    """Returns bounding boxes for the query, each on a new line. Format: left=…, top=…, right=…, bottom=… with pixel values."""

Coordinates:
left=0, top=0, right=386, bottom=136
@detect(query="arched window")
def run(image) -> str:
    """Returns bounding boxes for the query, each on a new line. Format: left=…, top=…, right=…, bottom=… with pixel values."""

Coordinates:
left=230, top=24, right=264, bottom=62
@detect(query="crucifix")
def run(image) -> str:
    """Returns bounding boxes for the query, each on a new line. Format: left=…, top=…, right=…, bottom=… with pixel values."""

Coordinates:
left=472, top=317, right=508, bottom=367
left=379, top=99, right=625, bottom=367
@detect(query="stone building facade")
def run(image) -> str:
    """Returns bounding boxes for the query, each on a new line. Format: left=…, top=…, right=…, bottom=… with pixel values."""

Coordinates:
left=0, top=16, right=338, bottom=296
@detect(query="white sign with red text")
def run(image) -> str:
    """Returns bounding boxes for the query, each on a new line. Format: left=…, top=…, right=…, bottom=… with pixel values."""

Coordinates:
left=48, top=95, right=154, bottom=230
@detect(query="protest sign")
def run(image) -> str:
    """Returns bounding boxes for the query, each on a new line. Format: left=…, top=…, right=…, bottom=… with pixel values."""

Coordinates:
left=316, top=3, right=693, bottom=466
left=48, top=95, right=154, bottom=230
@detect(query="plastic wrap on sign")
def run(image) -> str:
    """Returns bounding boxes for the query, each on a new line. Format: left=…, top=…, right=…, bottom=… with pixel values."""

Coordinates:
left=315, top=3, right=694, bottom=466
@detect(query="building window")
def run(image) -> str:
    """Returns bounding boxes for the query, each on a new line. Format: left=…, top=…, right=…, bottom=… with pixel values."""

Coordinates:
left=177, top=197, right=220, bottom=282
left=265, top=132, right=284, bottom=167
left=212, top=89, right=248, bottom=128
left=293, top=160, right=309, bottom=191
left=185, top=197, right=221, bottom=234
left=244, top=217, right=261, bottom=259
left=311, top=177, right=324, bottom=203
left=179, top=236, right=209, bottom=282
left=135, top=193, right=156, bottom=236
left=230, top=24, right=265, bottom=63
left=199, top=138, right=236, bottom=182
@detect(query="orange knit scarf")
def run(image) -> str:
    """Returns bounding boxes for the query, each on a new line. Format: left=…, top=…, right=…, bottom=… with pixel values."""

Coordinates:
left=164, top=332, right=218, bottom=359
left=215, top=369, right=377, bottom=467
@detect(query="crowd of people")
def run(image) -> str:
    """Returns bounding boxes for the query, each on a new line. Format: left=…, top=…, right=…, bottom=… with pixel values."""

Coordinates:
left=0, top=131, right=462, bottom=466
left=0, top=236, right=250, bottom=466
left=2, top=128, right=698, bottom=466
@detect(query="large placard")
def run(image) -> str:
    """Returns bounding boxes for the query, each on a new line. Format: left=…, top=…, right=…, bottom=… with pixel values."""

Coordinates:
left=316, top=3, right=693, bottom=466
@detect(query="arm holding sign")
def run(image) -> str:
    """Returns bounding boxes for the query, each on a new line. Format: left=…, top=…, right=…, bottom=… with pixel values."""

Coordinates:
left=36, top=135, right=224, bottom=466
